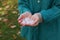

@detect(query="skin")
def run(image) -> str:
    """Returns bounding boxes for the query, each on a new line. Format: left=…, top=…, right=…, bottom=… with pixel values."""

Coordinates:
left=30, top=13, right=40, bottom=26
left=18, top=12, right=40, bottom=26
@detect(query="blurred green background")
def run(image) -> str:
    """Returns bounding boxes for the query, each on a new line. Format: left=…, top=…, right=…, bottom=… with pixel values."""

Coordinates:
left=0, top=0, right=25, bottom=40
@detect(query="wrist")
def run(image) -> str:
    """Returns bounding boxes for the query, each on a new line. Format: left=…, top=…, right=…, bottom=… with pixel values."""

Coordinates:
left=35, top=13, right=43, bottom=23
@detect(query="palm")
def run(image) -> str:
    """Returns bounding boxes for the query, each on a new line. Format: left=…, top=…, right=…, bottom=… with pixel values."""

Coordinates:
left=21, top=14, right=40, bottom=26
left=31, top=14, right=39, bottom=24
left=18, top=12, right=32, bottom=25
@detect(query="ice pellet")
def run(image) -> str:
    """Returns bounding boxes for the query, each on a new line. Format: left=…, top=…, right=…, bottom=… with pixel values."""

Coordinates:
left=22, top=18, right=34, bottom=24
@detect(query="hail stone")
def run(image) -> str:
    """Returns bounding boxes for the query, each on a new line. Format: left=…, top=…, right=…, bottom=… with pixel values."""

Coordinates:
left=22, top=18, right=34, bottom=24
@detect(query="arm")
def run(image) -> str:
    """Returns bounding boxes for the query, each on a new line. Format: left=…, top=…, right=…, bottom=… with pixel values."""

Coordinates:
left=39, top=0, right=60, bottom=23
left=18, top=0, right=31, bottom=14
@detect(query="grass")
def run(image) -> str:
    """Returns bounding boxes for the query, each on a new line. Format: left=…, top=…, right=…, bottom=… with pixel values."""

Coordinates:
left=0, top=0, right=25, bottom=40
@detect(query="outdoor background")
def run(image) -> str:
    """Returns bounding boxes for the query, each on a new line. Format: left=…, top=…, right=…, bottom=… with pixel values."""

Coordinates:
left=0, top=0, right=25, bottom=40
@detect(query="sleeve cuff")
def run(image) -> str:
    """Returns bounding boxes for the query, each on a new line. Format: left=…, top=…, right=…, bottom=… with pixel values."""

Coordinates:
left=40, top=10, right=49, bottom=23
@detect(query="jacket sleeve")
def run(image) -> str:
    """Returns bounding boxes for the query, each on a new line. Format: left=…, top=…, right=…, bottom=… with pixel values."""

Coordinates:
left=18, top=0, right=31, bottom=14
left=40, top=0, right=60, bottom=23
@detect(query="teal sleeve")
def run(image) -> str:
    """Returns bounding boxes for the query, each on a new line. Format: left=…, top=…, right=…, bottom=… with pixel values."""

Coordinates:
left=18, top=0, right=31, bottom=14
left=40, top=0, right=60, bottom=23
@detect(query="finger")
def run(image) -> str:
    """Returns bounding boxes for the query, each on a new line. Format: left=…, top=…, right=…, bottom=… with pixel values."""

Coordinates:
left=29, top=21, right=38, bottom=26
left=18, top=19, right=23, bottom=23
left=20, top=24, right=25, bottom=26
left=20, top=19, right=27, bottom=26
left=18, top=15, right=22, bottom=20
left=25, top=24, right=33, bottom=26
left=32, top=19, right=39, bottom=25
left=18, top=14, right=25, bottom=20
left=20, top=22, right=26, bottom=26
left=33, top=22, right=39, bottom=26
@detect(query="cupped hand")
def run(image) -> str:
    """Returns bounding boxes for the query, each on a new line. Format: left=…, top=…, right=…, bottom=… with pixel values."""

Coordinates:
left=18, top=12, right=32, bottom=26
left=29, top=13, right=40, bottom=26
left=21, top=13, right=41, bottom=26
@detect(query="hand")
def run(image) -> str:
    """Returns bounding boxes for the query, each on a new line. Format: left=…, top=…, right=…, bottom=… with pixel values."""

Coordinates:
left=18, top=12, right=32, bottom=26
left=21, top=13, right=40, bottom=26
left=30, top=13, right=42, bottom=26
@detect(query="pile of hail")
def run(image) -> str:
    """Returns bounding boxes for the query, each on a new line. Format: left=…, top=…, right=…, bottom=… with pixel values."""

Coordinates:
left=21, top=18, right=34, bottom=24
